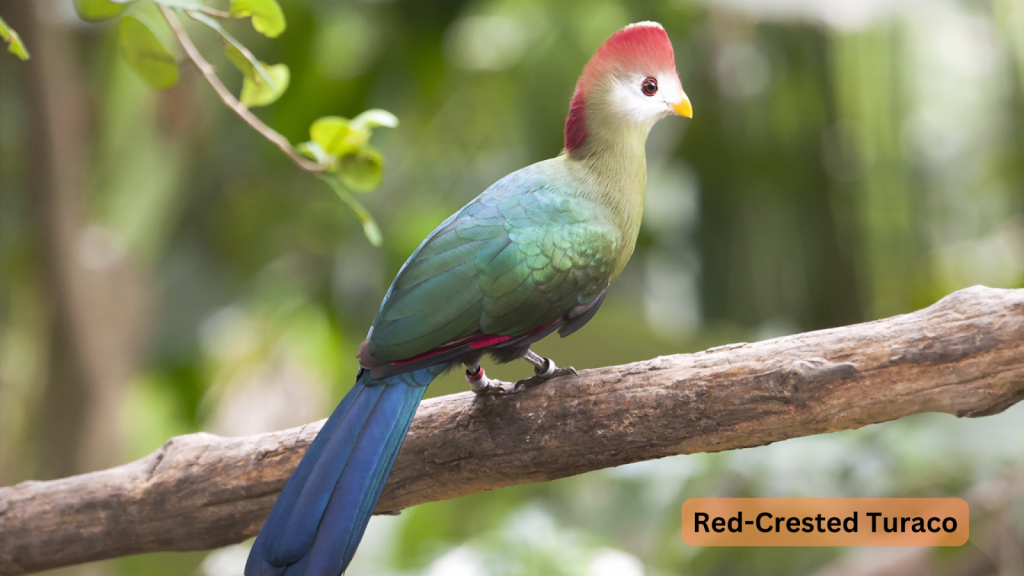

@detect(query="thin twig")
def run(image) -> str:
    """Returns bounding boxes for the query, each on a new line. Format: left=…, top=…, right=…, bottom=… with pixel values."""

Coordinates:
left=197, top=6, right=233, bottom=19
left=157, top=5, right=325, bottom=172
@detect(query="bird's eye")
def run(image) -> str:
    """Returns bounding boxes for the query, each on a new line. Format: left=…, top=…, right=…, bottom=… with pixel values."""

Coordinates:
left=641, top=77, right=658, bottom=96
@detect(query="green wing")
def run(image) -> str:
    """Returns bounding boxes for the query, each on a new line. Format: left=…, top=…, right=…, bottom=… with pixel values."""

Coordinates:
left=368, top=177, right=619, bottom=362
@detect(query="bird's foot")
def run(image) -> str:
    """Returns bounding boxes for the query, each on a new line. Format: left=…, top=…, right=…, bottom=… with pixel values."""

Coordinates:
left=514, top=357, right=578, bottom=392
left=467, top=366, right=512, bottom=396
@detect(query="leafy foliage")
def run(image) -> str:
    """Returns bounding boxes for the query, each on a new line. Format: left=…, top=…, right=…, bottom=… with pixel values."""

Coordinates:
left=118, top=14, right=178, bottom=90
left=295, top=111, right=400, bottom=245
left=224, top=44, right=288, bottom=107
left=336, top=148, right=384, bottom=192
left=229, top=0, right=285, bottom=38
left=309, top=116, right=356, bottom=155
left=238, top=61, right=289, bottom=108
left=0, top=15, right=29, bottom=60
left=310, top=110, right=399, bottom=156
left=73, top=0, right=135, bottom=23
left=59, top=0, right=397, bottom=244
left=191, top=11, right=275, bottom=88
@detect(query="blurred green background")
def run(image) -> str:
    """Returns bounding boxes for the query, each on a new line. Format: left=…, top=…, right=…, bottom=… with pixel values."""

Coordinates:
left=1, top=0, right=1022, bottom=575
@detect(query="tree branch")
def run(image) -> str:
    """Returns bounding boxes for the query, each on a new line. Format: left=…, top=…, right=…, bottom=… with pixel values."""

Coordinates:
left=2, top=285, right=1023, bottom=575
left=196, top=7, right=233, bottom=20
left=157, top=5, right=325, bottom=173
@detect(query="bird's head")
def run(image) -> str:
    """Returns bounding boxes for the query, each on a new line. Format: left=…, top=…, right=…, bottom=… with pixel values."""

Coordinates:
left=565, top=22, right=691, bottom=155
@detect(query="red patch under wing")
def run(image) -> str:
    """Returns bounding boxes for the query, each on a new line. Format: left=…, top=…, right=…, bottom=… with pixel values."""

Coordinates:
left=389, top=319, right=562, bottom=365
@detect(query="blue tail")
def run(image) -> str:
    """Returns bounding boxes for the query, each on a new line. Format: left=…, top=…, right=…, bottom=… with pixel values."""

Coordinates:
left=245, top=365, right=444, bottom=576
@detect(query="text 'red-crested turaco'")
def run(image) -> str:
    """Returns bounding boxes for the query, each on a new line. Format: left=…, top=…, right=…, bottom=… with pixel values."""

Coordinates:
left=245, top=21, right=692, bottom=576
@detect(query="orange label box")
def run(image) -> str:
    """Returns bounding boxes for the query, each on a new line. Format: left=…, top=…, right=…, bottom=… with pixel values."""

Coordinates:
left=681, top=498, right=969, bottom=546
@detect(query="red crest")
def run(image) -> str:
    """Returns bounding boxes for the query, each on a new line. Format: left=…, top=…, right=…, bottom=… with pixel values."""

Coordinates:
left=564, top=22, right=676, bottom=153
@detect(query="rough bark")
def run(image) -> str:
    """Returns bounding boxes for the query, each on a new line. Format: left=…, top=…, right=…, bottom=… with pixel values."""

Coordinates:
left=1, top=285, right=1022, bottom=575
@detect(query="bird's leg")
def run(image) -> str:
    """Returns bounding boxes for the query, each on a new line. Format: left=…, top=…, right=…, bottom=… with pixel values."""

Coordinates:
left=514, top=349, right=578, bottom=391
left=522, top=349, right=578, bottom=378
left=465, top=362, right=511, bottom=396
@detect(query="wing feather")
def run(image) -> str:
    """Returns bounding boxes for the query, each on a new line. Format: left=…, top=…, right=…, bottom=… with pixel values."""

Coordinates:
left=368, top=161, right=619, bottom=363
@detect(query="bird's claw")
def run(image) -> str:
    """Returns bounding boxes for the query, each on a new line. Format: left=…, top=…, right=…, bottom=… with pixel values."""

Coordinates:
left=468, top=361, right=577, bottom=395
left=513, top=359, right=578, bottom=392
left=533, top=356, right=577, bottom=378
left=471, top=380, right=511, bottom=396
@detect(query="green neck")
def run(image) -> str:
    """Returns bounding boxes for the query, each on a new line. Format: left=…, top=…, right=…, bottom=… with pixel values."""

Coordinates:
left=562, top=111, right=653, bottom=278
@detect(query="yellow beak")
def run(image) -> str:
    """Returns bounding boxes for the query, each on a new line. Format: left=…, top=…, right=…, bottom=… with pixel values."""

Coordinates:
left=672, top=92, right=693, bottom=118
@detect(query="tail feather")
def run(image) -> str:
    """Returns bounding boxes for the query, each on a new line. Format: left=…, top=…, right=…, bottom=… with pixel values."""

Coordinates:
left=275, top=384, right=389, bottom=564
left=246, top=365, right=443, bottom=576
left=303, top=382, right=422, bottom=575
left=246, top=385, right=366, bottom=576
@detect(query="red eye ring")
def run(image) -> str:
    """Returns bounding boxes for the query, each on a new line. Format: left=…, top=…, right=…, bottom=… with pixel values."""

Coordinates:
left=641, top=77, right=658, bottom=96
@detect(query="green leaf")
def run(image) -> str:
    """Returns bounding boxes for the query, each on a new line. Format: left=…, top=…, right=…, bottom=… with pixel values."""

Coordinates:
left=337, top=147, right=384, bottom=192
left=351, top=109, right=399, bottom=130
left=192, top=11, right=275, bottom=89
left=223, top=43, right=249, bottom=75
left=308, top=110, right=398, bottom=165
left=239, top=62, right=289, bottom=107
left=118, top=15, right=179, bottom=90
left=296, top=141, right=328, bottom=164
left=310, top=116, right=364, bottom=156
left=0, top=16, right=29, bottom=60
left=320, top=175, right=382, bottom=246
left=74, top=0, right=135, bottom=22
left=230, top=0, right=285, bottom=38
left=224, top=43, right=288, bottom=107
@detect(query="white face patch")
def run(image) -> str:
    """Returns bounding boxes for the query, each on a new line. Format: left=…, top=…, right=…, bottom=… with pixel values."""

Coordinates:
left=606, top=71, right=685, bottom=127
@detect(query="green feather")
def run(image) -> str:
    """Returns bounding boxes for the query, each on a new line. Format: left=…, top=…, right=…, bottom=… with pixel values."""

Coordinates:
left=367, top=156, right=635, bottom=362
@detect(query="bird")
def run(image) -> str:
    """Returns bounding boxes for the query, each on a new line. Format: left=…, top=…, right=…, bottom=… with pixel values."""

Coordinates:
left=245, top=21, right=692, bottom=576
